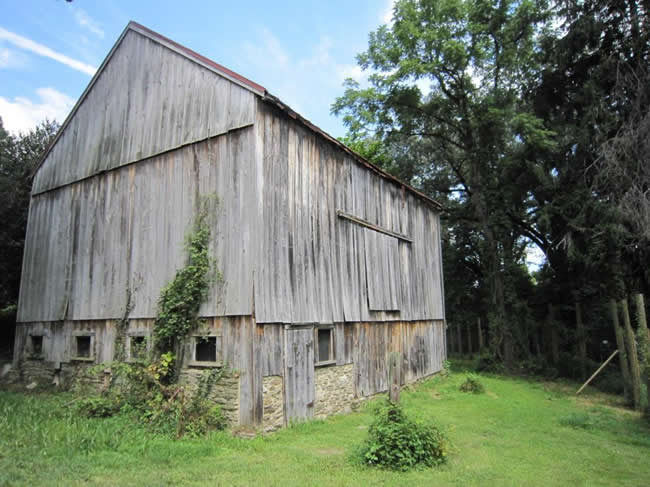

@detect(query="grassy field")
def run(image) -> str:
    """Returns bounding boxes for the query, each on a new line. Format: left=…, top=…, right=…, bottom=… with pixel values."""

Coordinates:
left=1, top=363, right=648, bottom=487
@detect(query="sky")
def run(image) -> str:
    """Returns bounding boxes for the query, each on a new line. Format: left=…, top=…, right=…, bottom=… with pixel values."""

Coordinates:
left=1, top=0, right=396, bottom=136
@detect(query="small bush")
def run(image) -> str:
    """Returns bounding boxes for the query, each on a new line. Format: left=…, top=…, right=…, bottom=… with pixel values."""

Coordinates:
left=357, top=401, right=448, bottom=471
left=459, top=374, right=485, bottom=394
left=76, top=397, right=122, bottom=418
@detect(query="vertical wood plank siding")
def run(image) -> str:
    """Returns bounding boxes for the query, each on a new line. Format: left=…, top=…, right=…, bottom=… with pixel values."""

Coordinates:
left=32, top=29, right=255, bottom=195
left=18, top=129, right=255, bottom=322
left=254, top=102, right=444, bottom=323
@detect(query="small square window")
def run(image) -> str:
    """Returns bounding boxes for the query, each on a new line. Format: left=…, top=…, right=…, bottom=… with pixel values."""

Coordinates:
left=195, top=336, right=217, bottom=362
left=75, top=336, right=92, bottom=358
left=316, top=328, right=334, bottom=365
left=30, top=335, right=43, bottom=356
left=130, top=336, right=147, bottom=359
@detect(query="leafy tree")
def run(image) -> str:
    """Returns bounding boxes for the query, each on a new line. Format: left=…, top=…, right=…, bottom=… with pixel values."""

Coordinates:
left=332, top=0, right=555, bottom=366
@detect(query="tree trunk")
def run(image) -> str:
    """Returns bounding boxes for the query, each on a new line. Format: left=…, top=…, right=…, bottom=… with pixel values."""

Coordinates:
left=467, top=321, right=473, bottom=357
left=575, top=300, right=587, bottom=380
left=457, top=322, right=463, bottom=356
left=610, top=299, right=632, bottom=403
left=478, top=317, right=484, bottom=355
left=621, top=298, right=643, bottom=411
left=549, top=304, right=560, bottom=365
left=634, top=293, right=649, bottom=415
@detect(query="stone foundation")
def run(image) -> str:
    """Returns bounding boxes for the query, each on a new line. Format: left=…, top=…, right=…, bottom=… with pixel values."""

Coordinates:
left=178, top=367, right=240, bottom=425
left=262, top=375, right=284, bottom=431
left=314, top=363, right=355, bottom=419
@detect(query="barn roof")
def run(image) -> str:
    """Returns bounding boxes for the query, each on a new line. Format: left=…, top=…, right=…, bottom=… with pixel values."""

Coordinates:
left=35, top=21, right=442, bottom=211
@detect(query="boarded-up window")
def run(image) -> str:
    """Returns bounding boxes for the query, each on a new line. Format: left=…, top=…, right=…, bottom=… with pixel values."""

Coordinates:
left=364, top=229, right=401, bottom=311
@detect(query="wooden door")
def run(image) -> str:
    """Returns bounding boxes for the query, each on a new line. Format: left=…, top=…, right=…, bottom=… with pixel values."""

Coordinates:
left=284, top=326, right=315, bottom=424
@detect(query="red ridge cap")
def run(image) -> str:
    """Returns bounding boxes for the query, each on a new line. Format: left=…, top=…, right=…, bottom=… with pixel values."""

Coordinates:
left=129, top=21, right=266, bottom=95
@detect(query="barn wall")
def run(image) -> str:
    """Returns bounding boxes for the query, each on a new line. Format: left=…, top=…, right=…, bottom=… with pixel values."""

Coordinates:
left=18, top=128, right=256, bottom=322
left=253, top=101, right=444, bottom=324
left=33, top=29, right=255, bottom=195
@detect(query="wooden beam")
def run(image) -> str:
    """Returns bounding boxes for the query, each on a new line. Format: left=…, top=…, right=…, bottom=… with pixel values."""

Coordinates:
left=336, top=210, right=413, bottom=243
left=576, top=350, right=619, bottom=395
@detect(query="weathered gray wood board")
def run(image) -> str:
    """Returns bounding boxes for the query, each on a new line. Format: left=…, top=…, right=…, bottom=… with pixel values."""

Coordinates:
left=19, top=129, right=256, bottom=322
left=283, top=326, right=315, bottom=423
left=254, top=102, right=444, bottom=323
left=33, top=29, right=255, bottom=195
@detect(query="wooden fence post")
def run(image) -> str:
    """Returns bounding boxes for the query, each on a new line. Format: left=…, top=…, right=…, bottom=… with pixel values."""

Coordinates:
left=575, top=299, right=587, bottom=380
left=388, top=352, right=401, bottom=404
left=634, top=293, right=649, bottom=415
left=610, top=299, right=632, bottom=403
left=621, top=298, right=643, bottom=411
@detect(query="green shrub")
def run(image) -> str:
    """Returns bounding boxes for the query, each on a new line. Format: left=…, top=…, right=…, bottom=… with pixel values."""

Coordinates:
left=76, top=397, right=122, bottom=418
left=459, top=374, right=485, bottom=394
left=357, top=401, right=448, bottom=471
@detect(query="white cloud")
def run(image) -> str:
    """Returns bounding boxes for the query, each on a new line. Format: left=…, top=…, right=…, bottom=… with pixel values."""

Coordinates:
left=0, top=87, right=74, bottom=134
left=336, top=63, right=365, bottom=83
left=74, top=9, right=105, bottom=39
left=0, top=26, right=96, bottom=75
left=382, top=0, right=397, bottom=25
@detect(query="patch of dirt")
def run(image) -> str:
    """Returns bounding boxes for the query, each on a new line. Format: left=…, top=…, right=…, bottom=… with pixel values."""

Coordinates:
left=486, top=391, right=498, bottom=399
left=430, top=390, right=442, bottom=400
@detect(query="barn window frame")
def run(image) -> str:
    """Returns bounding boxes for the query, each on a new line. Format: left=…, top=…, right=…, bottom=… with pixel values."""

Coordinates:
left=71, top=332, right=95, bottom=362
left=188, top=335, right=222, bottom=367
left=314, top=325, right=335, bottom=367
left=126, top=332, right=150, bottom=361
left=28, top=334, right=44, bottom=359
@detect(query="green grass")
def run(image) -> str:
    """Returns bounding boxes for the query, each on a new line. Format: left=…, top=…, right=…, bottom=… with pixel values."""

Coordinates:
left=1, top=365, right=649, bottom=486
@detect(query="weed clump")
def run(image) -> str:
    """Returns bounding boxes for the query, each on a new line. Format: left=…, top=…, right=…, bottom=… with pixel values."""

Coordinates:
left=459, top=374, right=485, bottom=394
left=356, top=401, right=449, bottom=471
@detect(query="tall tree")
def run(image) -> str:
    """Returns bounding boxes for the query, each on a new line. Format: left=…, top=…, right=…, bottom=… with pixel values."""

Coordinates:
left=333, top=0, right=554, bottom=366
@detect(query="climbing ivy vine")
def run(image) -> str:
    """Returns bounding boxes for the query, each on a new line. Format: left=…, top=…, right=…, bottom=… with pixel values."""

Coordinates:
left=154, top=196, right=220, bottom=354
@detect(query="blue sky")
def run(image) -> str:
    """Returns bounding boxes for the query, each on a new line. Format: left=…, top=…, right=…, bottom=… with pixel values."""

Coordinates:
left=1, top=0, right=396, bottom=136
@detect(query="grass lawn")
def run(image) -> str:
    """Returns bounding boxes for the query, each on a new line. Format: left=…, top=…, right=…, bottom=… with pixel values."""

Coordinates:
left=1, top=363, right=648, bottom=487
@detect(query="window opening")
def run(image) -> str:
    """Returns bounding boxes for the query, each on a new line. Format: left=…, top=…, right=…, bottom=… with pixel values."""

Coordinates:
left=195, top=336, right=217, bottom=362
left=30, top=335, right=43, bottom=356
left=76, top=336, right=92, bottom=358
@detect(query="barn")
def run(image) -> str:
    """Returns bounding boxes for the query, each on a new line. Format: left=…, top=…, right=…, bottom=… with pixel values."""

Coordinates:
left=13, top=22, right=446, bottom=429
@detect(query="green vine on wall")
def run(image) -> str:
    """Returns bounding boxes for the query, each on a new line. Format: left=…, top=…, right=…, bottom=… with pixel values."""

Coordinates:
left=154, top=195, right=220, bottom=355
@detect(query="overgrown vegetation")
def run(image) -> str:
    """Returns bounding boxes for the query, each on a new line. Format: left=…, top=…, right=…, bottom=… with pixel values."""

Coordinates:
left=73, top=197, right=226, bottom=438
left=356, top=400, right=448, bottom=471
left=154, top=196, right=218, bottom=355
left=459, top=374, right=485, bottom=394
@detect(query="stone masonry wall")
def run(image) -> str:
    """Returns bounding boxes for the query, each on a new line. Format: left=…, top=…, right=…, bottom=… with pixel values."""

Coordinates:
left=262, top=375, right=284, bottom=431
left=178, top=368, right=240, bottom=425
left=314, top=363, right=356, bottom=419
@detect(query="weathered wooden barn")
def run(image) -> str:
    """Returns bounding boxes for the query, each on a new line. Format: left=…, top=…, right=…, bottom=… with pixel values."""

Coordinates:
left=13, top=22, right=446, bottom=428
